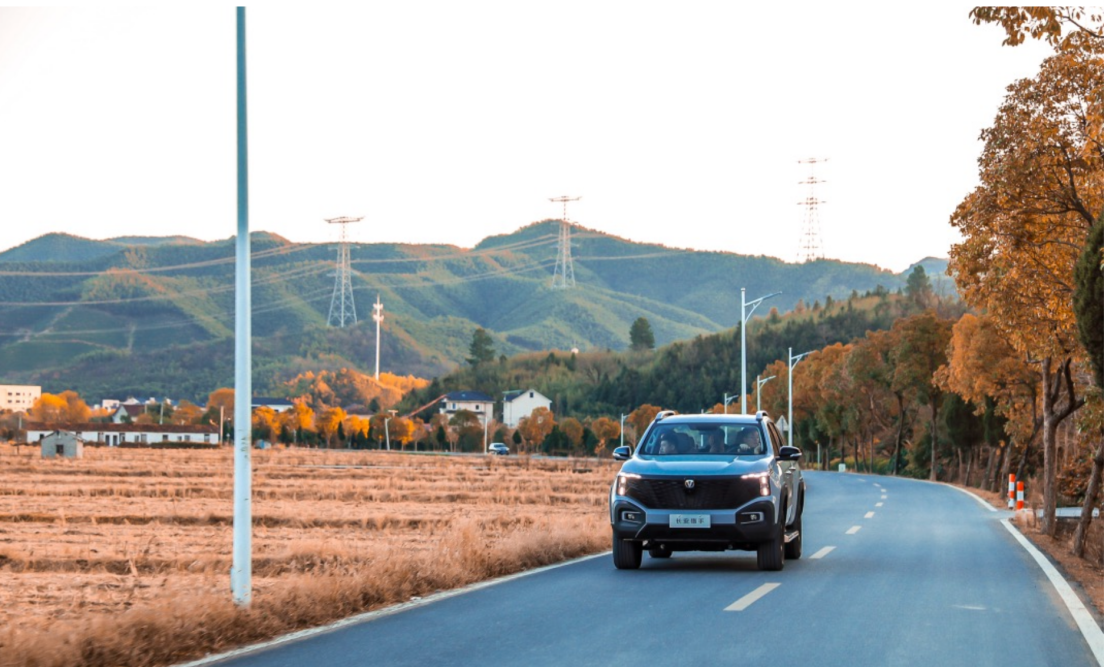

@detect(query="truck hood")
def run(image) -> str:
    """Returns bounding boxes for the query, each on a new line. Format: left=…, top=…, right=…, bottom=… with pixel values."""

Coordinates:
left=620, top=456, right=771, bottom=477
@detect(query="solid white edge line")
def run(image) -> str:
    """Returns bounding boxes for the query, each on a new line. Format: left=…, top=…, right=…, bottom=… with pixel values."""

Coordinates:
left=1000, top=518, right=1104, bottom=666
left=945, top=484, right=998, bottom=513
left=809, top=546, right=835, bottom=560
left=846, top=526, right=861, bottom=534
left=174, top=551, right=610, bottom=667
left=725, top=583, right=781, bottom=611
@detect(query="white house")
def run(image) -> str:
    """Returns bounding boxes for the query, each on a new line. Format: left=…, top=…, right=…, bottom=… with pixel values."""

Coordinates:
left=502, top=388, right=552, bottom=428
left=25, top=422, right=219, bottom=447
left=0, top=384, right=40, bottom=412
left=40, top=431, right=83, bottom=458
left=439, top=391, right=494, bottom=428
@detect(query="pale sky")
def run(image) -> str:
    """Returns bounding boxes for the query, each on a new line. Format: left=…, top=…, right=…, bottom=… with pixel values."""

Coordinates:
left=0, top=4, right=1053, bottom=272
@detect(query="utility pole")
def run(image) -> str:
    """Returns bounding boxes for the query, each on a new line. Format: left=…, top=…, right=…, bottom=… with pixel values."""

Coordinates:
left=797, top=158, right=827, bottom=263
left=741, top=288, right=780, bottom=415
left=788, top=347, right=812, bottom=448
left=620, top=413, right=628, bottom=449
left=326, top=216, right=362, bottom=327
left=756, top=374, right=776, bottom=412
left=549, top=196, right=580, bottom=289
left=372, top=295, right=384, bottom=380
left=232, top=6, right=252, bottom=608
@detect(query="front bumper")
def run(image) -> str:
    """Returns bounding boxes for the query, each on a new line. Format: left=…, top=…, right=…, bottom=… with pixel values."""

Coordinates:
left=610, top=497, right=777, bottom=550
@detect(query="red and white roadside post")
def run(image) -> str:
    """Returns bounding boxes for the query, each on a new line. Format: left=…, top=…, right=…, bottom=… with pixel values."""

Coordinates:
left=1008, top=473, right=1016, bottom=509
left=1016, top=481, right=1025, bottom=511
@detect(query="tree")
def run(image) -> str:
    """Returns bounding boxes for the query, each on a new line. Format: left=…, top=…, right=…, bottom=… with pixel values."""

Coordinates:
left=891, top=313, right=953, bottom=481
left=1071, top=216, right=1104, bottom=555
left=905, top=265, right=934, bottom=309
left=467, top=328, right=496, bottom=366
left=171, top=400, right=204, bottom=426
left=29, top=391, right=90, bottom=425
left=518, top=407, right=555, bottom=453
left=949, top=50, right=1102, bottom=533
left=560, top=417, right=584, bottom=454
left=278, top=402, right=315, bottom=445
left=971, top=7, right=1104, bottom=52
left=317, top=407, right=347, bottom=447
left=626, top=404, right=662, bottom=443
left=629, top=317, right=655, bottom=351
left=590, top=416, right=620, bottom=456
left=252, top=406, right=279, bottom=442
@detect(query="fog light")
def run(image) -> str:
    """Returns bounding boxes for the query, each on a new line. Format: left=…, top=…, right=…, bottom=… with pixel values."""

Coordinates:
left=738, top=511, right=764, bottom=524
left=621, top=511, right=642, bottom=523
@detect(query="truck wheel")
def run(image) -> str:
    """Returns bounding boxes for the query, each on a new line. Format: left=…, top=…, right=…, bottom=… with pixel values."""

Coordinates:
left=784, top=511, right=803, bottom=560
left=613, top=536, right=642, bottom=569
left=757, top=521, right=785, bottom=571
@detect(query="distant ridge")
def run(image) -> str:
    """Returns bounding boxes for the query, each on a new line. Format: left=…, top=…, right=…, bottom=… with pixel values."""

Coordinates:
left=0, top=221, right=953, bottom=400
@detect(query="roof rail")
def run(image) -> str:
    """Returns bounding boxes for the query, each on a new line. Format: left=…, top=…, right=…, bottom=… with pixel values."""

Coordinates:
left=654, top=410, right=678, bottom=422
left=755, top=410, right=769, bottom=421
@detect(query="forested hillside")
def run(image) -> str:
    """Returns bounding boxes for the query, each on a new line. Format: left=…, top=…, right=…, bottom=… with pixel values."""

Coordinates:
left=0, top=222, right=946, bottom=401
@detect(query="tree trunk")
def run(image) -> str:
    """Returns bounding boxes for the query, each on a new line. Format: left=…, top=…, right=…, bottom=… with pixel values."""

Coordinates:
left=929, top=403, right=939, bottom=482
left=1039, top=357, right=1083, bottom=537
left=893, top=393, right=908, bottom=476
left=1072, top=435, right=1104, bottom=558
left=983, top=445, right=995, bottom=493
left=964, top=448, right=974, bottom=488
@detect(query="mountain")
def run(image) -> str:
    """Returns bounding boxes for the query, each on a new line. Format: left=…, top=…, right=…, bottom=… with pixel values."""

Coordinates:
left=0, top=221, right=949, bottom=401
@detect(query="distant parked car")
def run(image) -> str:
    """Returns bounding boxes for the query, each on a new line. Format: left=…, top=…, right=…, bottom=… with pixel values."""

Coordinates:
left=488, top=443, right=509, bottom=456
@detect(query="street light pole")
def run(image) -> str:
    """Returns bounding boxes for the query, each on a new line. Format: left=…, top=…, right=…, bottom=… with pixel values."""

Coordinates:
left=741, top=288, right=780, bottom=415
left=787, top=347, right=812, bottom=448
left=620, top=413, right=627, bottom=449
left=756, top=374, right=776, bottom=412
left=723, top=393, right=737, bottom=414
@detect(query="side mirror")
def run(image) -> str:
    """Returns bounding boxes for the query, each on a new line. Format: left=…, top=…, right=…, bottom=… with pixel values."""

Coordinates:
left=778, top=446, right=802, bottom=461
left=613, top=446, right=632, bottom=461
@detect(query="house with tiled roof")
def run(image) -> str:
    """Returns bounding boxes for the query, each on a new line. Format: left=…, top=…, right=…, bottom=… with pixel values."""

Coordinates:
left=439, top=391, right=494, bottom=428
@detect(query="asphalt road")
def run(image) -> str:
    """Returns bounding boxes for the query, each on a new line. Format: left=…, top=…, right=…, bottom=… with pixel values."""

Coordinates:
left=196, top=472, right=1102, bottom=667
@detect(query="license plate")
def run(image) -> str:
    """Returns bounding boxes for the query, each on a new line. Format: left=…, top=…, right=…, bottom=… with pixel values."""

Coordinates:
left=670, top=514, right=711, bottom=528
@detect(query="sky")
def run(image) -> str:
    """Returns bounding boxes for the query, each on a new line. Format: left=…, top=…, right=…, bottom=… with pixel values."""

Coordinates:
left=0, top=4, right=1054, bottom=273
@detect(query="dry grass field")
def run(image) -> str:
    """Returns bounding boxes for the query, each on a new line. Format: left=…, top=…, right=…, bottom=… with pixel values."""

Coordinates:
left=0, top=444, right=617, bottom=667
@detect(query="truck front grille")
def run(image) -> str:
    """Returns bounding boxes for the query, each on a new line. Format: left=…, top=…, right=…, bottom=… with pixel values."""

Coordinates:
left=623, top=477, right=755, bottom=510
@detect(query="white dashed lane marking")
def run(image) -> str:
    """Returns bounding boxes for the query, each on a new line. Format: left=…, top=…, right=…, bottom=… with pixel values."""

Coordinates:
left=865, top=511, right=875, bottom=518
left=725, top=583, right=781, bottom=611
left=846, top=526, right=862, bottom=535
left=810, top=546, right=836, bottom=559
left=876, top=502, right=883, bottom=507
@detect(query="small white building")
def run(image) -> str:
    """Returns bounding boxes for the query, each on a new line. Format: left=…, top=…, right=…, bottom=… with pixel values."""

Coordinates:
left=40, top=431, right=83, bottom=459
left=439, top=391, right=494, bottom=428
left=0, top=384, right=41, bottom=413
left=502, top=388, right=553, bottom=428
left=26, top=422, right=219, bottom=447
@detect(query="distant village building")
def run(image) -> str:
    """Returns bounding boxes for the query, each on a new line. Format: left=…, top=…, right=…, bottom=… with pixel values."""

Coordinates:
left=25, top=422, right=219, bottom=447
left=502, top=389, right=552, bottom=428
left=440, top=391, right=494, bottom=428
left=40, top=431, right=83, bottom=459
left=251, top=397, right=294, bottom=412
left=111, top=404, right=147, bottom=423
left=0, top=384, right=41, bottom=412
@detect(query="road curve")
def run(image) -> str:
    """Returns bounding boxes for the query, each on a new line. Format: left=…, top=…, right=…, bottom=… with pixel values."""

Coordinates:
left=189, top=471, right=1102, bottom=667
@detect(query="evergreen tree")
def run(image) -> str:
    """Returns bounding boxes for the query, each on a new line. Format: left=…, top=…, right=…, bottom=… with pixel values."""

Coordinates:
left=467, top=328, right=496, bottom=366
left=629, top=317, right=655, bottom=351
left=1073, top=216, right=1104, bottom=389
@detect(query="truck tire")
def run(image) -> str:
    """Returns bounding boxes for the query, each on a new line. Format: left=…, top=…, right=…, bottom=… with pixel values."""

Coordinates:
left=613, top=536, right=642, bottom=569
left=757, top=520, right=785, bottom=571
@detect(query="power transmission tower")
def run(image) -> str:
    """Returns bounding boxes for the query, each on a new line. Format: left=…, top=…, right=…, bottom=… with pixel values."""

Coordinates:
left=372, top=294, right=384, bottom=380
left=549, top=195, right=580, bottom=289
left=326, top=216, right=362, bottom=327
left=796, top=158, right=827, bottom=263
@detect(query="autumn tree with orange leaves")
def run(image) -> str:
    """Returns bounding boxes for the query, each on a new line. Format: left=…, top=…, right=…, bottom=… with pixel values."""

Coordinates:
left=949, top=46, right=1103, bottom=534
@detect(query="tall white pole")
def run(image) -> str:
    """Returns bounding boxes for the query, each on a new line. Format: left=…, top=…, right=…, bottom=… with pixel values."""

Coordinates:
left=788, top=348, right=810, bottom=448
left=740, top=288, right=747, bottom=415
left=620, top=413, right=627, bottom=449
left=384, top=417, right=391, bottom=451
left=740, top=289, right=780, bottom=415
left=756, top=375, right=775, bottom=413
left=231, top=6, right=252, bottom=607
left=372, top=295, right=384, bottom=380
